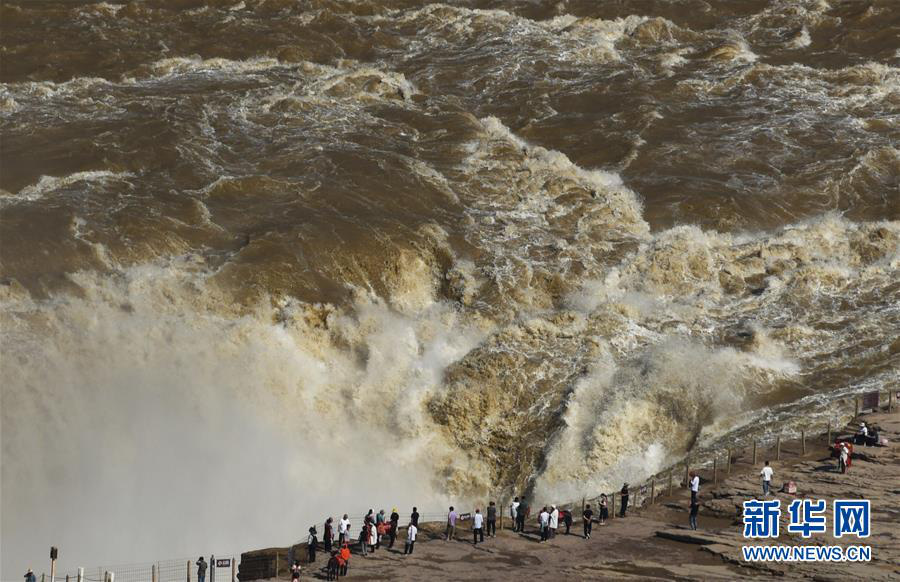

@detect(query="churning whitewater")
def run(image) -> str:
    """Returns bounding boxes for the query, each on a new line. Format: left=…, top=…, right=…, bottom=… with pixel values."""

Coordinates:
left=1, top=0, right=898, bottom=576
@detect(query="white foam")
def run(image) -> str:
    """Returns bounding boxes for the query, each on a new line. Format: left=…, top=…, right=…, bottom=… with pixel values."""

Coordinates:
left=10, top=171, right=133, bottom=204
left=790, top=27, right=812, bottom=49
left=0, top=263, right=487, bottom=570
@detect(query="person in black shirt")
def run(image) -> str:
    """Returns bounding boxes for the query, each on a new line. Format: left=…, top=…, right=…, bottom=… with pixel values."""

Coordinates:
left=486, top=501, right=497, bottom=537
left=516, top=497, right=529, bottom=533
left=389, top=508, right=400, bottom=548
left=582, top=505, right=594, bottom=539
left=410, top=507, right=420, bottom=527
left=196, top=557, right=207, bottom=582
left=619, top=483, right=630, bottom=518
left=324, top=517, right=334, bottom=552
left=308, top=526, right=318, bottom=563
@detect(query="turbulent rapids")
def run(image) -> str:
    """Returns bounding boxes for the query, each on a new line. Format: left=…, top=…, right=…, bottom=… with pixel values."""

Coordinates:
left=1, top=0, right=898, bottom=575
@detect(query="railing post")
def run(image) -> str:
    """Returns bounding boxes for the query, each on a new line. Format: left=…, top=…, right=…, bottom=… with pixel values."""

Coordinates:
left=776, top=436, right=781, bottom=461
left=611, top=493, right=616, bottom=520
left=752, top=440, right=758, bottom=465
left=232, top=558, right=236, bottom=582
left=801, top=430, right=806, bottom=455
left=667, top=470, right=673, bottom=496
left=713, top=456, right=718, bottom=484
left=890, top=390, right=894, bottom=413
left=186, top=560, right=190, bottom=582
left=152, top=565, right=157, bottom=582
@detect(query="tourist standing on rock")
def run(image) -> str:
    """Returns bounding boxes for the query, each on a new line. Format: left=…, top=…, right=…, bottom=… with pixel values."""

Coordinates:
left=689, top=497, right=699, bottom=530
left=583, top=504, right=594, bottom=539
left=339, top=514, right=351, bottom=545
left=473, top=508, right=485, bottom=545
left=539, top=507, right=550, bottom=542
left=326, top=552, right=340, bottom=581
left=839, top=443, right=850, bottom=473
left=411, top=506, right=420, bottom=527
left=405, top=522, right=418, bottom=555
left=486, top=501, right=497, bottom=537
left=510, top=497, right=520, bottom=531
left=359, top=524, right=369, bottom=557
left=549, top=505, right=559, bottom=538
left=445, top=506, right=458, bottom=541
left=516, top=497, right=529, bottom=533
left=689, top=471, right=700, bottom=503
left=563, top=508, right=573, bottom=534
left=760, top=461, right=774, bottom=495
left=375, top=509, right=385, bottom=549
left=24, top=569, right=36, bottom=582
left=368, top=517, right=378, bottom=553
left=308, top=526, right=318, bottom=563
left=389, top=507, right=400, bottom=548
left=195, top=557, right=207, bottom=582
left=339, top=543, right=351, bottom=576
left=619, top=484, right=630, bottom=517
left=599, top=494, right=609, bottom=525
left=324, top=517, right=334, bottom=553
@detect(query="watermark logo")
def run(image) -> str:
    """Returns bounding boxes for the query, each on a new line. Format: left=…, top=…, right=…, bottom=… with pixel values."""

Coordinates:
left=786, top=499, right=826, bottom=538
left=743, top=499, right=781, bottom=538
left=833, top=500, right=870, bottom=538
left=741, top=499, right=871, bottom=563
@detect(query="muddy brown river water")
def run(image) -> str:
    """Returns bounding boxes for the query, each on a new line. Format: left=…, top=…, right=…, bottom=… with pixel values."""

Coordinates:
left=1, top=0, right=898, bottom=574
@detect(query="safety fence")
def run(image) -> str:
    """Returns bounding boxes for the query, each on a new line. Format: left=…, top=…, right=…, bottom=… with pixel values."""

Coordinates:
left=49, top=555, right=238, bottom=582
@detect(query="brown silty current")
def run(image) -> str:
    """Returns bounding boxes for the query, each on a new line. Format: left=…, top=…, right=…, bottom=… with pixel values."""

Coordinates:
left=1, top=0, right=898, bottom=573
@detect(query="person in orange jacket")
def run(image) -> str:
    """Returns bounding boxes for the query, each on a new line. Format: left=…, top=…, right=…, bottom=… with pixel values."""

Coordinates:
left=339, top=543, right=350, bottom=576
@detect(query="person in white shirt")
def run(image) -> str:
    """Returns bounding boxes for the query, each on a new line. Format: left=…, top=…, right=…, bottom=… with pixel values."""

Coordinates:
left=338, top=514, right=351, bottom=545
left=690, top=471, right=700, bottom=503
left=549, top=505, right=559, bottom=539
left=760, top=461, right=774, bottom=495
left=473, top=508, right=485, bottom=545
left=839, top=443, right=850, bottom=474
left=510, top=497, right=520, bottom=531
left=856, top=422, right=868, bottom=445
left=404, top=523, right=417, bottom=555
left=539, top=507, right=550, bottom=542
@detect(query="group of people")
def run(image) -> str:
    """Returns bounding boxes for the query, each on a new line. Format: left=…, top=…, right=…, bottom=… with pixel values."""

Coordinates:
left=306, top=507, right=421, bottom=577
left=505, top=488, right=621, bottom=543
